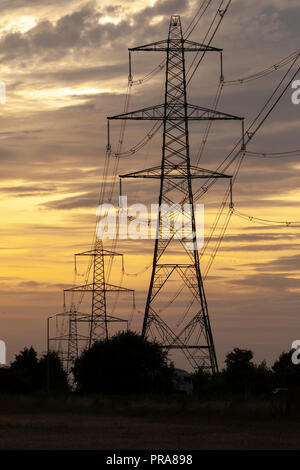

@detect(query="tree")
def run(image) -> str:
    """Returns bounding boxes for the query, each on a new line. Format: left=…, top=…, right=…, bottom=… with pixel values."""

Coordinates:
left=251, top=360, right=274, bottom=396
left=0, top=367, right=31, bottom=394
left=224, top=348, right=255, bottom=396
left=38, top=352, right=68, bottom=392
left=272, top=350, right=300, bottom=388
left=191, top=367, right=211, bottom=395
left=72, top=331, right=174, bottom=394
left=11, top=345, right=38, bottom=369
left=10, top=346, right=68, bottom=393
left=11, top=346, right=41, bottom=392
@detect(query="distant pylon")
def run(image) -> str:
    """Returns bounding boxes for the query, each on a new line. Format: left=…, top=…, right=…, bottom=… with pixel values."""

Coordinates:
left=109, top=15, right=243, bottom=373
left=64, top=239, right=134, bottom=350
left=50, top=239, right=134, bottom=372
left=66, top=304, right=78, bottom=372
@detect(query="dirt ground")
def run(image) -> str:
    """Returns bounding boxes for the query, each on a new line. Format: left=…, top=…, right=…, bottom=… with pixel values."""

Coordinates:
left=0, top=412, right=299, bottom=450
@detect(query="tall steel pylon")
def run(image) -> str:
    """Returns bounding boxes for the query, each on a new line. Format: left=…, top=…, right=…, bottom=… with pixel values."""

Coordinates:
left=108, top=15, right=243, bottom=373
left=64, top=239, right=134, bottom=348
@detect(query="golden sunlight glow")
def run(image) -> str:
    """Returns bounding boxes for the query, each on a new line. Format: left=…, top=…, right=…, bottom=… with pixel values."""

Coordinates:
left=0, top=0, right=299, bottom=369
left=149, top=15, right=164, bottom=26
left=12, top=87, right=123, bottom=110
left=99, top=16, right=121, bottom=25
left=27, top=87, right=116, bottom=98
left=0, top=16, right=37, bottom=35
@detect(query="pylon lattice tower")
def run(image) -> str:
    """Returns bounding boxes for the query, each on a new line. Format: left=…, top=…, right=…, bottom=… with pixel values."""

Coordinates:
left=66, top=304, right=78, bottom=370
left=50, top=239, right=134, bottom=372
left=109, top=15, right=243, bottom=373
left=64, top=239, right=133, bottom=346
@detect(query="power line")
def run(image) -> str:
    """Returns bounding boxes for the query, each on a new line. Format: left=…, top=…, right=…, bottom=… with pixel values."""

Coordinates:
left=223, top=48, right=300, bottom=86
left=245, top=149, right=300, bottom=158
left=185, top=0, right=213, bottom=39
left=195, top=82, right=224, bottom=165
left=233, top=208, right=300, bottom=227
left=129, top=0, right=215, bottom=86
left=187, top=0, right=232, bottom=84
left=192, top=48, right=300, bottom=203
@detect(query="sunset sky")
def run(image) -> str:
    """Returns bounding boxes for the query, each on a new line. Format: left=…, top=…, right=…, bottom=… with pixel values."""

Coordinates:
left=0, top=0, right=300, bottom=368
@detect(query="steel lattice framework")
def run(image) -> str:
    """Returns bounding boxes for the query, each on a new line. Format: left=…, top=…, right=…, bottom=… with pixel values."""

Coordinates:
left=64, top=239, right=133, bottom=347
left=109, top=15, right=243, bottom=373
left=66, top=305, right=79, bottom=371
left=51, top=239, right=134, bottom=373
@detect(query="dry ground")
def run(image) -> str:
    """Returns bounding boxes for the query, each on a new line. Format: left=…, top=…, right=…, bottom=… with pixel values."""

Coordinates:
left=0, top=410, right=299, bottom=450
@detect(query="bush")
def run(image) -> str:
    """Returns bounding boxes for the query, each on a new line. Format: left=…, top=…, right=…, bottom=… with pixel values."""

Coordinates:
left=10, top=346, right=68, bottom=393
left=72, top=331, right=173, bottom=395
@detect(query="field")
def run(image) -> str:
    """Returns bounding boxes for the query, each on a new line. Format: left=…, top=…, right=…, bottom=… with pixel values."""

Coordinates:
left=0, top=395, right=299, bottom=450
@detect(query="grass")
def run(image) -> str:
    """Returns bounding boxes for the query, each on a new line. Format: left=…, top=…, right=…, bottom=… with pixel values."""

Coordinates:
left=0, top=393, right=295, bottom=419
left=0, top=394, right=299, bottom=449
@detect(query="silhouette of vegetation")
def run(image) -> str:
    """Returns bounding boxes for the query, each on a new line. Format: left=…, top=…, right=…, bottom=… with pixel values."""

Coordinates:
left=224, top=347, right=255, bottom=396
left=0, top=346, right=68, bottom=394
left=39, top=351, right=69, bottom=392
left=272, top=350, right=300, bottom=388
left=0, top=367, right=31, bottom=394
left=11, top=346, right=41, bottom=392
left=72, top=331, right=174, bottom=394
left=193, top=348, right=276, bottom=399
left=1, top=343, right=300, bottom=400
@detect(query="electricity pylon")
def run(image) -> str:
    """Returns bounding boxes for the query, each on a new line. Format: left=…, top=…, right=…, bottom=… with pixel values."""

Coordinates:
left=109, top=15, right=243, bottom=373
left=66, top=304, right=78, bottom=371
left=51, top=238, right=134, bottom=373
left=64, top=239, right=134, bottom=349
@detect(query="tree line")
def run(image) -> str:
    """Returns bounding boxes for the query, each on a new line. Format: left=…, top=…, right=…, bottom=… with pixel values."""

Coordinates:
left=0, top=331, right=299, bottom=397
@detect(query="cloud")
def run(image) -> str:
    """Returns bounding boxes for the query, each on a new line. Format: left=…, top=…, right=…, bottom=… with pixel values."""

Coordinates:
left=0, top=0, right=79, bottom=12
left=221, top=243, right=299, bottom=252
left=230, top=272, right=300, bottom=292
left=43, top=191, right=99, bottom=209
left=17, top=280, right=70, bottom=289
left=0, top=5, right=102, bottom=62
left=217, top=233, right=298, bottom=243
left=0, top=0, right=190, bottom=64
left=247, top=254, right=300, bottom=273
left=0, top=184, right=56, bottom=197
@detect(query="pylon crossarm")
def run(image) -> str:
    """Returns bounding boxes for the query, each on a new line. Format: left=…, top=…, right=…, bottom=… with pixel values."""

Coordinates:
left=53, top=310, right=86, bottom=317
left=64, top=283, right=133, bottom=293
left=75, top=314, right=128, bottom=324
left=104, top=282, right=134, bottom=293
left=75, top=249, right=123, bottom=257
left=108, top=103, right=243, bottom=121
left=73, top=314, right=91, bottom=322
left=129, top=39, right=222, bottom=52
left=105, top=315, right=128, bottom=323
left=64, top=283, right=94, bottom=292
left=186, top=103, right=243, bottom=121
left=120, top=164, right=232, bottom=179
